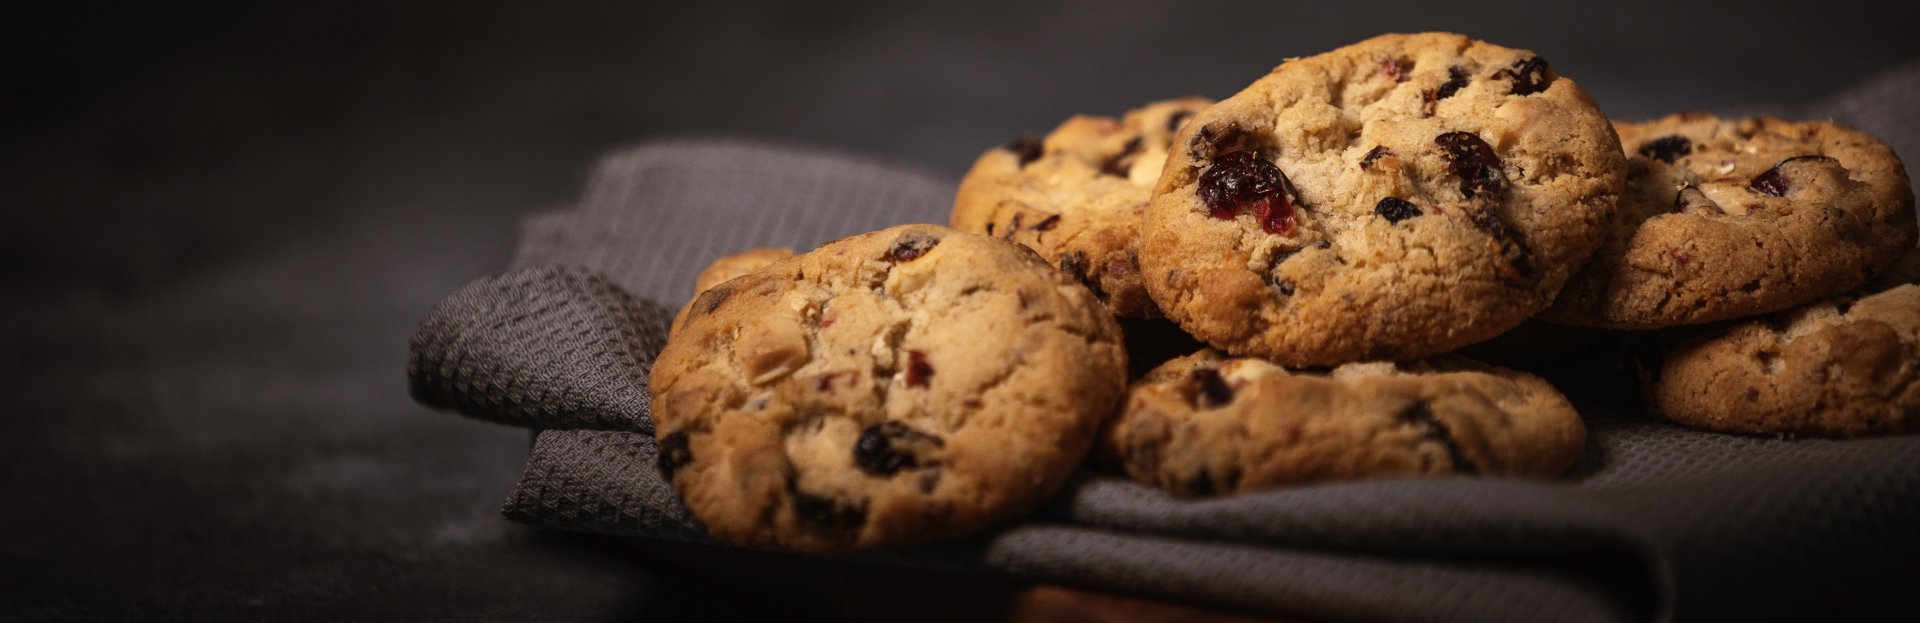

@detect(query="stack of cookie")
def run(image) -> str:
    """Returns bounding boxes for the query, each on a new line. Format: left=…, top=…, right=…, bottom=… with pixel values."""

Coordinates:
left=648, top=32, right=1918, bottom=552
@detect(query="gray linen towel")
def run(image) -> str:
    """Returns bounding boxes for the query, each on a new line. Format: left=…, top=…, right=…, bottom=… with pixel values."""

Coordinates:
left=409, top=65, right=1920, bottom=623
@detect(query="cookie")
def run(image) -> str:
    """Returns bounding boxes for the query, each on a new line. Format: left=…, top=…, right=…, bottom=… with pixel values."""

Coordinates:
left=649, top=224, right=1128, bottom=551
left=1654, top=282, right=1920, bottom=438
left=1541, top=114, right=1917, bottom=328
left=1101, top=349, right=1586, bottom=497
left=952, top=98, right=1213, bottom=317
left=670, top=247, right=795, bottom=334
left=1139, top=33, right=1624, bottom=366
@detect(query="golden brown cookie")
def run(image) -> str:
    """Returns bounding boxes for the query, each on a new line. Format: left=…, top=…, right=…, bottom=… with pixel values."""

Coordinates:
left=1654, top=282, right=1920, bottom=437
left=1139, top=33, right=1624, bottom=366
left=952, top=98, right=1212, bottom=318
left=650, top=225, right=1127, bottom=551
left=1542, top=114, right=1917, bottom=328
left=1101, top=349, right=1586, bottom=497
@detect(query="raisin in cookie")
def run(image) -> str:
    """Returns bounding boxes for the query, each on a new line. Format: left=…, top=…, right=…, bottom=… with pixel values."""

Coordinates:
left=1654, top=282, right=1920, bottom=438
left=1139, top=33, right=1624, bottom=365
left=952, top=98, right=1213, bottom=318
left=650, top=224, right=1127, bottom=551
left=670, top=247, right=796, bottom=334
left=1101, top=349, right=1585, bottom=497
left=1542, top=114, right=1917, bottom=329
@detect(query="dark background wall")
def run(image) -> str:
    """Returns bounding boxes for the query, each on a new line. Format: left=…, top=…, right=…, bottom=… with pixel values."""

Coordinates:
left=4, top=1, right=1917, bottom=620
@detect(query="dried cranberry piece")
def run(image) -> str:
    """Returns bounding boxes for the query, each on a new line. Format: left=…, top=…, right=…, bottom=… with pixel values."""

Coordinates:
left=905, top=350, right=934, bottom=388
left=791, top=490, right=867, bottom=531
left=1422, top=67, right=1469, bottom=115
left=1750, top=171, right=1789, bottom=197
left=1749, top=155, right=1840, bottom=197
left=1436, top=131, right=1504, bottom=199
left=854, top=421, right=944, bottom=476
left=1249, top=195, right=1295, bottom=236
left=1637, top=135, right=1692, bottom=164
left=1470, top=210, right=1536, bottom=284
left=657, top=431, right=693, bottom=479
left=1436, top=66, right=1469, bottom=99
left=1198, top=152, right=1267, bottom=218
left=1197, top=151, right=1297, bottom=235
left=885, top=234, right=939, bottom=262
left=1400, top=400, right=1477, bottom=473
left=1360, top=145, right=1393, bottom=169
left=1381, top=56, right=1413, bottom=83
left=1186, top=368, right=1234, bottom=409
left=1492, top=57, right=1552, bottom=95
left=1374, top=197, right=1421, bottom=223
left=1005, top=134, right=1043, bottom=166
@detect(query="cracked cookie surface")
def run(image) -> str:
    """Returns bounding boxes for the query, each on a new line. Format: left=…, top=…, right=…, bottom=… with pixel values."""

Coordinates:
left=1100, top=349, right=1586, bottom=497
left=1654, top=278, right=1920, bottom=438
left=1138, top=32, right=1624, bottom=365
left=952, top=98, right=1212, bottom=318
left=649, top=224, right=1127, bottom=551
left=1542, top=113, right=1917, bottom=328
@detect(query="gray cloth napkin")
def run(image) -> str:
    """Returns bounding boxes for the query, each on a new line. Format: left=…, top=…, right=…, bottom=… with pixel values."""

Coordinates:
left=408, top=64, right=1920, bottom=623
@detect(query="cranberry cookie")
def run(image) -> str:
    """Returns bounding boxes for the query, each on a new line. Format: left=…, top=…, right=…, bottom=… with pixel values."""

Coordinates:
left=1542, top=114, right=1917, bottom=328
left=1101, top=349, right=1586, bottom=497
left=649, top=224, right=1127, bottom=551
left=669, top=246, right=795, bottom=334
left=1654, top=272, right=1920, bottom=437
left=1139, top=33, right=1624, bottom=365
left=952, top=98, right=1213, bottom=317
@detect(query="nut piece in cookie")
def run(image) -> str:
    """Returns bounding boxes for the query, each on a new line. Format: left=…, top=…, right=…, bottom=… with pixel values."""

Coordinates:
left=1654, top=283, right=1920, bottom=437
left=650, top=224, right=1128, bottom=551
left=952, top=98, right=1213, bottom=318
left=1542, top=114, right=1917, bottom=329
left=1101, top=349, right=1587, bottom=497
left=1138, top=33, right=1624, bottom=366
